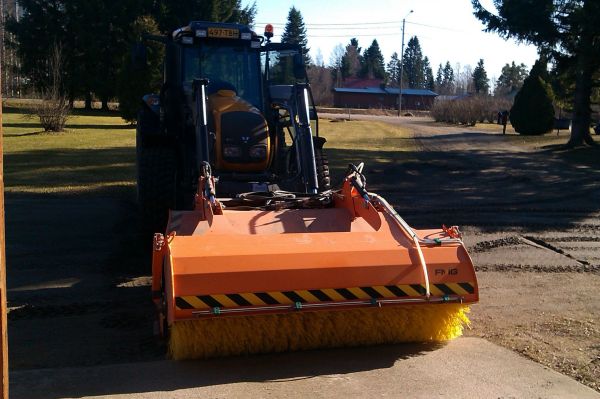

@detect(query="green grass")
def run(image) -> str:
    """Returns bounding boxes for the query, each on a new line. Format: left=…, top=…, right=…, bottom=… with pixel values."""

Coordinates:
left=2, top=110, right=415, bottom=196
left=320, top=118, right=415, bottom=152
left=318, top=118, right=416, bottom=182
left=2, top=107, right=136, bottom=196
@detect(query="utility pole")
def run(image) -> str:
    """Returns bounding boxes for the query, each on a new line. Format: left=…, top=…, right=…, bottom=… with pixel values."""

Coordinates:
left=398, top=10, right=413, bottom=117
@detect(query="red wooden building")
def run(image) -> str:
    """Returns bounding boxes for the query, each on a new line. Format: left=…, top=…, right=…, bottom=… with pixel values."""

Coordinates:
left=333, top=86, right=438, bottom=110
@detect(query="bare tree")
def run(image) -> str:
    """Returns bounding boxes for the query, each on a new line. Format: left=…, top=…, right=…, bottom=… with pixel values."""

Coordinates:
left=314, top=48, right=324, bottom=67
left=32, top=44, right=70, bottom=132
left=329, top=44, right=345, bottom=87
left=454, top=63, right=474, bottom=95
left=307, top=64, right=333, bottom=106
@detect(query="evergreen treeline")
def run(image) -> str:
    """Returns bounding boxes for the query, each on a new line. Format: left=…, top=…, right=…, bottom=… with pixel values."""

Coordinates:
left=7, top=2, right=532, bottom=116
left=6, top=0, right=256, bottom=113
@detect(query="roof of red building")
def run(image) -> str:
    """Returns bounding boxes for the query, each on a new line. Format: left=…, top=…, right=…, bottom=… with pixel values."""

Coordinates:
left=341, top=78, right=385, bottom=89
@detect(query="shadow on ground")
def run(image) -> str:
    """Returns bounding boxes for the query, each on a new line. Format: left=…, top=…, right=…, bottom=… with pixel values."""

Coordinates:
left=4, top=147, right=136, bottom=194
left=11, top=342, right=443, bottom=399
left=326, top=144, right=600, bottom=231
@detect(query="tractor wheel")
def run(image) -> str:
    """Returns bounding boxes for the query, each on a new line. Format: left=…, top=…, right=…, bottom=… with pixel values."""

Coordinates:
left=314, top=147, right=331, bottom=191
left=136, top=124, right=176, bottom=236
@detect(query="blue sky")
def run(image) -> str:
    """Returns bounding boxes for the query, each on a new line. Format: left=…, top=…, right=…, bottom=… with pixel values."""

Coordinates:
left=242, top=0, right=539, bottom=81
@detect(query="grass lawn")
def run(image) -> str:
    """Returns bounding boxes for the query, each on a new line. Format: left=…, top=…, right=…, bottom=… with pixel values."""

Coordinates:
left=3, top=107, right=136, bottom=196
left=2, top=107, right=415, bottom=196
left=318, top=118, right=415, bottom=183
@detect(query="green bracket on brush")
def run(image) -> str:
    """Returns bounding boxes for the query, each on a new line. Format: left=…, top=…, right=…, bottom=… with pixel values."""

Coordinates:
left=212, top=307, right=221, bottom=315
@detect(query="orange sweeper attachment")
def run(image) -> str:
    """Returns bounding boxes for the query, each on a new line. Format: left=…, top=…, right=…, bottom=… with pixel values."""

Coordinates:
left=152, top=163, right=479, bottom=359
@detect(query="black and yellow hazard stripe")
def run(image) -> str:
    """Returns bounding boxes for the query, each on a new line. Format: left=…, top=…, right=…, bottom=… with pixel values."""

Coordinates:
left=175, top=282, right=476, bottom=310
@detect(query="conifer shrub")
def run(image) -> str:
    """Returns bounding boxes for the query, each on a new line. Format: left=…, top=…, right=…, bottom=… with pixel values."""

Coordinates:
left=509, top=75, right=555, bottom=135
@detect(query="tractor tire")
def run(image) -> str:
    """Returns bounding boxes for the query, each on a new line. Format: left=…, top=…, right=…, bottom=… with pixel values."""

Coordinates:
left=136, top=123, right=176, bottom=236
left=315, top=147, right=331, bottom=191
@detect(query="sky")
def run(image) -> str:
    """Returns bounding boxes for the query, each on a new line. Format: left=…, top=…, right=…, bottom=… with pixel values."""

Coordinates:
left=241, top=0, right=539, bottom=82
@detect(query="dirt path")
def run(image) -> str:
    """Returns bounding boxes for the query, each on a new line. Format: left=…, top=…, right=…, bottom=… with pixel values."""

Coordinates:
left=323, top=113, right=600, bottom=391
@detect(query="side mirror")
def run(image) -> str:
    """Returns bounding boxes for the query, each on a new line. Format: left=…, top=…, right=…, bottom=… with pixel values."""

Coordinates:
left=131, top=42, right=147, bottom=70
left=293, top=53, right=306, bottom=80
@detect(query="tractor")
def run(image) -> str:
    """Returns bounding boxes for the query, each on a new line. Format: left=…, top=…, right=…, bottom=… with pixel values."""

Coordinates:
left=135, top=21, right=329, bottom=233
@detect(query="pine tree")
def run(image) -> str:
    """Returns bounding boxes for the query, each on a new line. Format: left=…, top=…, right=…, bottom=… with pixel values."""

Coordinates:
left=93, top=0, right=151, bottom=110
left=402, top=36, right=425, bottom=88
left=441, top=61, right=455, bottom=94
left=435, top=63, right=444, bottom=91
left=386, top=52, right=400, bottom=86
left=472, top=58, right=489, bottom=95
left=117, top=15, right=164, bottom=122
left=361, top=39, right=386, bottom=79
left=423, top=56, right=435, bottom=91
left=341, top=38, right=361, bottom=79
left=281, top=6, right=310, bottom=65
left=154, top=0, right=255, bottom=32
left=495, top=61, right=528, bottom=96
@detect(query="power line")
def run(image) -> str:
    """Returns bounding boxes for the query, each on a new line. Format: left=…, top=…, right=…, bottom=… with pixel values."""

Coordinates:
left=311, top=32, right=405, bottom=38
left=258, top=24, right=401, bottom=31
left=405, top=21, right=464, bottom=33
left=257, top=20, right=476, bottom=35
left=265, top=32, right=403, bottom=39
left=257, top=20, right=403, bottom=26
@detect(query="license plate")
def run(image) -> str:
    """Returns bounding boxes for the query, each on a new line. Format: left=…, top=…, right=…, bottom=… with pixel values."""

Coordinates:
left=208, top=27, right=239, bottom=39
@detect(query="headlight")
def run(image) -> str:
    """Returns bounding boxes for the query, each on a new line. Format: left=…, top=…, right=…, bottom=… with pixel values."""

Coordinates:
left=249, top=145, right=267, bottom=159
left=223, top=146, right=242, bottom=158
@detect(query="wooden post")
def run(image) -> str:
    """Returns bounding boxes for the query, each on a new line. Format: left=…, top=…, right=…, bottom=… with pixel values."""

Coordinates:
left=0, top=65, right=8, bottom=399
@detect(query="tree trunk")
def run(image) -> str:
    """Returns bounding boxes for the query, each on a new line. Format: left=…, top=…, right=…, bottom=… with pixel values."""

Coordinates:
left=567, top=33, right=596, bottom=147
left=84, top=92, right=92, bottom=110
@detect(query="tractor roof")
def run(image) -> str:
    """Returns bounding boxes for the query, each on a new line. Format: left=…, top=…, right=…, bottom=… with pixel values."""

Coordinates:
left=172, top=21, right=259, bottom=43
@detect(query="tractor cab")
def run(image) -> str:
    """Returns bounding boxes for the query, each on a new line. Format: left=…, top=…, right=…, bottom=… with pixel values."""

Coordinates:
left=137, top=21, right=327, bottom=231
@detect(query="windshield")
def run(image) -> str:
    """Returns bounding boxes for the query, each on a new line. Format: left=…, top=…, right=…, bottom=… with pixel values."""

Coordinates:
left=183, top=44, right=261, bottom=108
left=262, top=48, right=306, bottom=85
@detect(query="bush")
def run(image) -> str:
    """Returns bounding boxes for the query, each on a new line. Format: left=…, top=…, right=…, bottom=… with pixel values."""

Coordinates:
left=33, top=98, right=70, bottom=132
left=32, top=44, right=70, bottom=132
left=509, top=74, right=555, bottom=135
left=431, top=96, right=512, bottom=126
